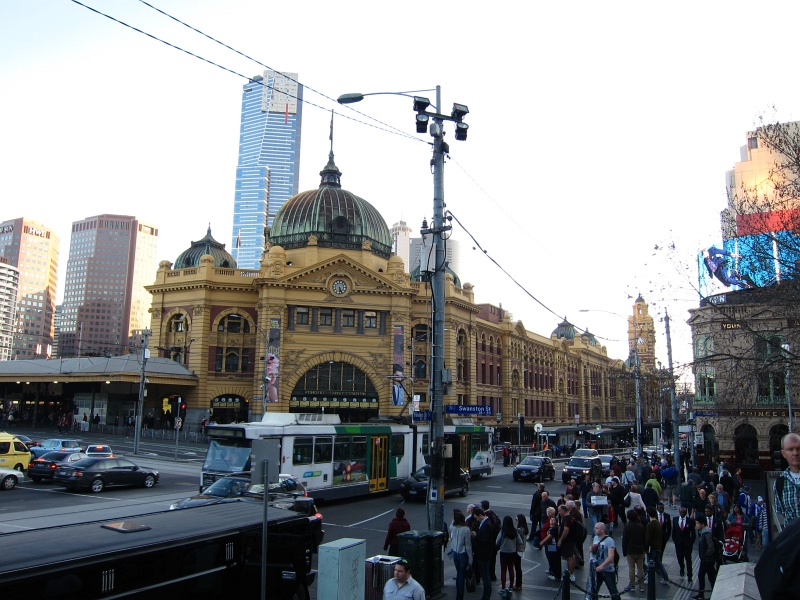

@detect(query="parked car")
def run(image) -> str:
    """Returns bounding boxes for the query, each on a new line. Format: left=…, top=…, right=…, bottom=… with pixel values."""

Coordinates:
left=30, top=439, right=83, bottom=458
left=84, top=444, right=114, bottom=458
left=512, top=456, right=556, bottom=482
left=400, top=464, right=469, bottom=501
left=572, top=448, right=600, bottom=458
left=0, top=432, right=32, bottom=471
left=28, top=451, right=88, bottom=482
left=562, top=456, right=603, bottom=484
left=0, top=466, right=20, bottom=490
left=53, top=457, right=159, bottom=493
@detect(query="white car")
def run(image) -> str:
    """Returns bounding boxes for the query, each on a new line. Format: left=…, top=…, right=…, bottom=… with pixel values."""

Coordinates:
left=0, top=466, right=20, bottom=490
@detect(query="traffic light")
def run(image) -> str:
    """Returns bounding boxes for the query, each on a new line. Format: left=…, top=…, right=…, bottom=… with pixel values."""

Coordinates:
left=179, top=399, right=187, bottom=420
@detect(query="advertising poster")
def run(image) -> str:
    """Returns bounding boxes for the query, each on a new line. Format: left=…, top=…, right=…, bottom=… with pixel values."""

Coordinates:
left=392, top=325, right=405, bottom=406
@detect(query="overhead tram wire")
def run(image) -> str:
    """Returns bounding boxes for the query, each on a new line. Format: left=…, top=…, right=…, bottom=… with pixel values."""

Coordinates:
left=69, top=0, right=422, bottom=144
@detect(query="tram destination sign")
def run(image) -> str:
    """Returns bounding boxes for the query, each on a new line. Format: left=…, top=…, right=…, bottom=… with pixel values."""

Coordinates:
left=445, top=405, right=494, bottom=416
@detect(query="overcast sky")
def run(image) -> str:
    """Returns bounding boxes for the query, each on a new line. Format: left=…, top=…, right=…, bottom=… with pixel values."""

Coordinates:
left=2, top=1, right=799, bottom=378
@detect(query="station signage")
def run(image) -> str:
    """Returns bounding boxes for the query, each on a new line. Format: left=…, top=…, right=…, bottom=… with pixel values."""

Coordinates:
left=445, top=405, right=494, bottom=416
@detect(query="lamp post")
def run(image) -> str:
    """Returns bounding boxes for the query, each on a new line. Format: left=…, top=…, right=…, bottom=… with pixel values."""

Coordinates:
left=338, top=86, right=469, bottom=533
left=782, top=342, right=794, bottom=433
left=133, top=329, right=151, bottom=455
left=580, top=308, right=643, bottom=458
left=663, top=309, right=682, bottom=465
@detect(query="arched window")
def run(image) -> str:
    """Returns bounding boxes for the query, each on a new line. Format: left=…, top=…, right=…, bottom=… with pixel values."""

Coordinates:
left=168, top=313, right=187, bottom=333
left=218, top=313, right=251, bottom=333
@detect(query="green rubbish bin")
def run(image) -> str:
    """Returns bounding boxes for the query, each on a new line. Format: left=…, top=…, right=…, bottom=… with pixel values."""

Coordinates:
left=398, top=530, right=429, bottom=592
left=424, top=530, right=445, bottom=595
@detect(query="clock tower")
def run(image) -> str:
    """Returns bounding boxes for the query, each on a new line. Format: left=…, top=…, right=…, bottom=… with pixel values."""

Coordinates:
left=628, top=294, right=656, bottom=373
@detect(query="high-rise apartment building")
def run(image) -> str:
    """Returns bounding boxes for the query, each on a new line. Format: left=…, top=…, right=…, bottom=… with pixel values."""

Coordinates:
left=390, top=220, right=413, bottom=269
left=0, top=218, right=59, bottom=359
left=0, top=258, right=20, bottom=361
left=59, top=215, right=158, bottom=357
left=231, top=70, right=303, bottom=270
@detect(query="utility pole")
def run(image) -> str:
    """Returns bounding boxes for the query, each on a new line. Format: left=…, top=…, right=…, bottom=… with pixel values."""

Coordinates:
left=133, top=329, right=151, bottom=455
left=664, top=310, right=681, bottom=463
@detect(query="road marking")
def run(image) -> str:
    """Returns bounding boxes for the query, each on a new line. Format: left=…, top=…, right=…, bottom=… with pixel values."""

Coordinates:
left=349, top=507, right=395, bottom=527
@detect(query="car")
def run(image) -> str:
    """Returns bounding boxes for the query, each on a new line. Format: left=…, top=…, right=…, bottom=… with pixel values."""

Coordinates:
left=27, top=451, right=88, bottom=482
left=598, top=455, right=614, bottom=476
left=84, top=444, right=114, bottom=457
left=572, top=448, right=600, bottom=458
left=399, top=464, right=469, bottom=501
left=170, top=473, right=324, bottom=552
left=30, top=438, right=83, bottom=458
left=512, top=456, right=556, bottom=482
left=4, top=433, right=39, bottom=448
left=561, top=456, right=603, bottom=484
left=53, top=457, right=159, bottom=493
left=0, top=432, right=32, bottom=471
left=0, top=466, right=20, bottom=490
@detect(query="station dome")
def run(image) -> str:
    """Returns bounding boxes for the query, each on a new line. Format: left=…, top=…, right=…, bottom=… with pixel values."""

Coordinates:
left=174, top=227, right=236, bottom=269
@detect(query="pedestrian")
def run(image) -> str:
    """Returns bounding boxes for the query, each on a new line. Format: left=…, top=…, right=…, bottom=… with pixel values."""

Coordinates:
left=496, top=516, right=518, bottom=594
left=470, top=507, right=493, bottom=600
left=579, top=473, right=593, bottom=518
left=447, top=509, right=472, bottom=600
left=383, top=507, right=411, bottom=556
left=642, top=480, right=660, bottom=510
left=656, top=502, right=671, bottom=555
left=704, top=505, right=724, bottom=543
left=693, top=515, right=718, bottom=600
left=680, top=478, right=698, bottom=517
left=609, top=477, right=627, bottom=532
left=714, top=484, right=731, bottom=516
left=644, top=507, right=670, bottom=585
left=556, top=504, right=577, bottom=583
left=621, top=509, right=646, bottom=593
left=383, top=558, right=425, bottom=600
left=672, top=506, right=696, bottom=582
left=773, top=432, right=800, bottom=526
left=624, top=484, right=646, bottom=511
left=513, top=514, right=528, bottom=590
left=528, top=483, right=545, bottom=542
left=751, top=495, right=768, bottom=549
left=588, top=481, right=608, bottom=530
left=737, top=483, right=752, bottom=514
left=539, top=511, right=561, bottom=581
left=588, top=522, right=621, bottom=600
left=480, top=500, right=501, bottom=581
left=694, top=487, right=709, bottom=517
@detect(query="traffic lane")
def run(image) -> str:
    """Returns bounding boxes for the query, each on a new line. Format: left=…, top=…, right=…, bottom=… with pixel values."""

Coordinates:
left=0, top=471, right=201, bottom=529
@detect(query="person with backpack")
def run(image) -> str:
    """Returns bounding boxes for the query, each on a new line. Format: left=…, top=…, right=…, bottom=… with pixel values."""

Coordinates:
left=588, top=522, right=621, bottom=600
left=480, top=500, right=501, bottom=582
left=694, top=515, right=719, bottom=600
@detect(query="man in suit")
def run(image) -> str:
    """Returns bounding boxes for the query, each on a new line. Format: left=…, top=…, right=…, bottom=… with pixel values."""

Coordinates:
left=656, top=502, right=672, bottom=553
left=470, top=507, right=494, bottom=600
left=529, top=483, right=545, bottom=542
left=672, top=506, right=696, bottom=582
left=704, top=506, right=724, bottom=543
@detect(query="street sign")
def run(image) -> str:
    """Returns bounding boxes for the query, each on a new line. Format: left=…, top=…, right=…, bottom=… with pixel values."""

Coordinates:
left=694, top=432, right=705, bottom=446
left=534, top=422, right=543, bottom=433
left=412, top=410, right=432, bottom=421
left=445, top=404, right=494, bottom=416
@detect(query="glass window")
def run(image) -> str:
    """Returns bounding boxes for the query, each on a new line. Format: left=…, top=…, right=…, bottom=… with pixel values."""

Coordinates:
left=319, top=309, right=332, bottom=326
left=391, top=434, right=405, bottom=458
left=296, top=307, right=310, bottom=325
left=225, top=350, right=240, bottom=373
left=365, top=311, right=377, bottom=328
left=342, top=310, right=355, bottom=327
left=293, top=437, right=313, bottom=465
left=352, top=436, right=367, bottom=460
left=334, top=437, right=351, bottom=462
left=314, top=437, right=333, bottom=463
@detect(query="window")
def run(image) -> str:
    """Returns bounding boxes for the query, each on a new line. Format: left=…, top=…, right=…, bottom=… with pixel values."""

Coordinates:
left=319, top=308, right=332, bottom=326
left=293, top=437, right=313, bottom=465
left=334, top=437, right=351, bottom=462
left=391, top=434, right=405, bottom=458
left=169, top=314, right=186, bottom=332
left=342, top=310, right=355, bottom=327
left=225, top=350, right=240, bottom=373
left=218, top=313, right=251, bottom=333
left=352, top=436, right=367, bottom=461
left=364, top=311, right=377, bottom=328
left=748, top=136, right=758, bottom=149
left=314, top=437, right=333, bottom=463
left=296, top=307, right=309, bottom=325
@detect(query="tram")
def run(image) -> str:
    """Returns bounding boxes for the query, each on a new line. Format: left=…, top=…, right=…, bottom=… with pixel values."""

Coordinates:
left=201, top=413, right=494, bottom=501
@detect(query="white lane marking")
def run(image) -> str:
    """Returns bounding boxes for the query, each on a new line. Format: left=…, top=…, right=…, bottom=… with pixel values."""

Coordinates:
left=349, top=507, right=396, bottom=527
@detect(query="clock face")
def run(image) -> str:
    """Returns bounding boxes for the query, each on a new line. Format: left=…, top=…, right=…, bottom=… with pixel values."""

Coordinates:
left=331, top=279, right=348, bottom=295
left=637, top=336, right=646, bottom=346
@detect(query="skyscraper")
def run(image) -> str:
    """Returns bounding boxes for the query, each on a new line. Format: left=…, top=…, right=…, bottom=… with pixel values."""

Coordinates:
left=0, top=259, right=20, bottom=362
left=231, top=70, right=303, bottom=270
left=59, top=215, right=158, bottom=357
left=0, top=218, right=59, bottom=359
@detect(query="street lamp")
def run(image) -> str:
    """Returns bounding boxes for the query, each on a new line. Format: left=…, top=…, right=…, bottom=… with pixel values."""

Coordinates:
left=339, top=85, right=469, bottom=533
left=133, top=329, right=151, bottom=455
left=782, top=342, right=794, bottom=433
left=579, top=308, right=643, bottom=458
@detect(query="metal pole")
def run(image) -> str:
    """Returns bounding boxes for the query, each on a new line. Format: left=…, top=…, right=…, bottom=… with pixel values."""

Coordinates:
left=783, top=343, right=793, bottom=432
left=633, top=313, right=643, bottom=458
left=261, top=459, right=269, bottom=600
left=133, top=330, right=150, bottom=455
left=664, top=310, right=682, bottom=462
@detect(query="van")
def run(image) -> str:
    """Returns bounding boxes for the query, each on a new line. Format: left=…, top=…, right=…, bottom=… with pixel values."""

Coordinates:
left=0, top=432, right=31, bottom=471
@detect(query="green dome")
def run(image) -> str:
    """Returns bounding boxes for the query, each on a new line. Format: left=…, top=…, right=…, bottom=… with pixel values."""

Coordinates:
left=552, top=317, right=576, bottom=340
left=269, top=153, right=392, bottom=258
left=174, top=227, right=236, bottom=269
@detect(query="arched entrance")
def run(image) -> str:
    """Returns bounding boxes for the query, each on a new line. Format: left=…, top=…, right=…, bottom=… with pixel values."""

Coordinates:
left=734, top=423, right=759, bottom=466
left=210, top=394, right=248, bottom=424
left=290, top=361, right=379, bottom=422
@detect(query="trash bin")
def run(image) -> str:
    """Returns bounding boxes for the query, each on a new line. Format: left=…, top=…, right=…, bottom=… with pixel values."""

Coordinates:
left=365, top=555, right=401, bottom=600
left=398, top=530, right=429, bottom=592
left=425, top=530, right=445, bottom=595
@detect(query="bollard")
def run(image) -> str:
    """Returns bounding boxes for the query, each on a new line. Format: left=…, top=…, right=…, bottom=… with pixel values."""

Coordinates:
left=647, top=558, right=656, bottom=600
left=562, top=568, right=570, bottom=600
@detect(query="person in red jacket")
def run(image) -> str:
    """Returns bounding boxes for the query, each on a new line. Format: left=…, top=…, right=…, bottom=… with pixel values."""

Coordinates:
left=384, top=507, right=411, bottom=556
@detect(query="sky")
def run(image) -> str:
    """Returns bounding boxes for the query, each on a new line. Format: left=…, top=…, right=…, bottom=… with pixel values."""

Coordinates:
left=2, top=1, right=800, bottom=380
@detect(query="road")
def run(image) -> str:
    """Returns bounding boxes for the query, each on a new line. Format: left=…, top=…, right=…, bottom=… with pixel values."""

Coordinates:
left=1, top=428, right=760, bottom=599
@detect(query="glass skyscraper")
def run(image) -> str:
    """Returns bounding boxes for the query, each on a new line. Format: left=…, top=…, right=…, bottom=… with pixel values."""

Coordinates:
left=231, top=70, right=303, bottom=270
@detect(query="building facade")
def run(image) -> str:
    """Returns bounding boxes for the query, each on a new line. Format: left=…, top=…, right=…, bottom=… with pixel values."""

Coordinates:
left=59, top=214, right=159, bottom=358
left=147, top=153, right=641, bottom=447
left=390, top=220, right=412, bottom=269
left=0, top=259, right=20, bottom=361
left=0, top=217, right=59, bottom=359
left=231, top=70, right=303, bottom=270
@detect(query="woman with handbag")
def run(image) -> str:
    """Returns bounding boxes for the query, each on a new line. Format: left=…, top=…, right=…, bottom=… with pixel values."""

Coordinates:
left=447, top=509, right=473, bottom=600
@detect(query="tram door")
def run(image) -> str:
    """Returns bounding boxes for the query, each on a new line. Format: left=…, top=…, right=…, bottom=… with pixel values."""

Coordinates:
left=459, top=435, right=471, bottom=472
left=370, top=435, right=389, bottom=492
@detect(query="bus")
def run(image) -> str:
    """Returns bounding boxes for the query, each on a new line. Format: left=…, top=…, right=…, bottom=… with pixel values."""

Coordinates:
left=201, top=413, right=494, bottom=501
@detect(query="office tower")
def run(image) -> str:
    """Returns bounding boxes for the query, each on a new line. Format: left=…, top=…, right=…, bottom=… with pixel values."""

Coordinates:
left=0, top=218, right=59, bottom=359
left=409, top=237, right=462, bottom=277
left=390, top=220, right=412, bottom=269
left=59, top=215, right=158, bottom=357
left=0, top=259, right=20, bottom=361
left=231, top=70, right=303, bottom=270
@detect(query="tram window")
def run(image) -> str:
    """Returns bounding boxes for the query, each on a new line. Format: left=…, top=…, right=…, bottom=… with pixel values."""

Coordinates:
left=294, top=437, right=313, bottom=465
left=472, top=433, right=489, bottom=454
left=334, top=437, right=351, bottom=462
left=314, top=436, right=333, bottom=463
left=391, top=434, right=405, bottom=457
left=352, top=436, right=367, bottom=461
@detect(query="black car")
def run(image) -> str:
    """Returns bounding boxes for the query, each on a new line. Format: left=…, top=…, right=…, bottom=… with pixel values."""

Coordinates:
left=512, top=456, right=556, bottom=482
left=561, top=457, right=603, bottom=484
left=27, top=450, right=87, bottom=482
left=399, top=464, right=469, bottom=501
left=53, top=457, right=159, bottom=493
